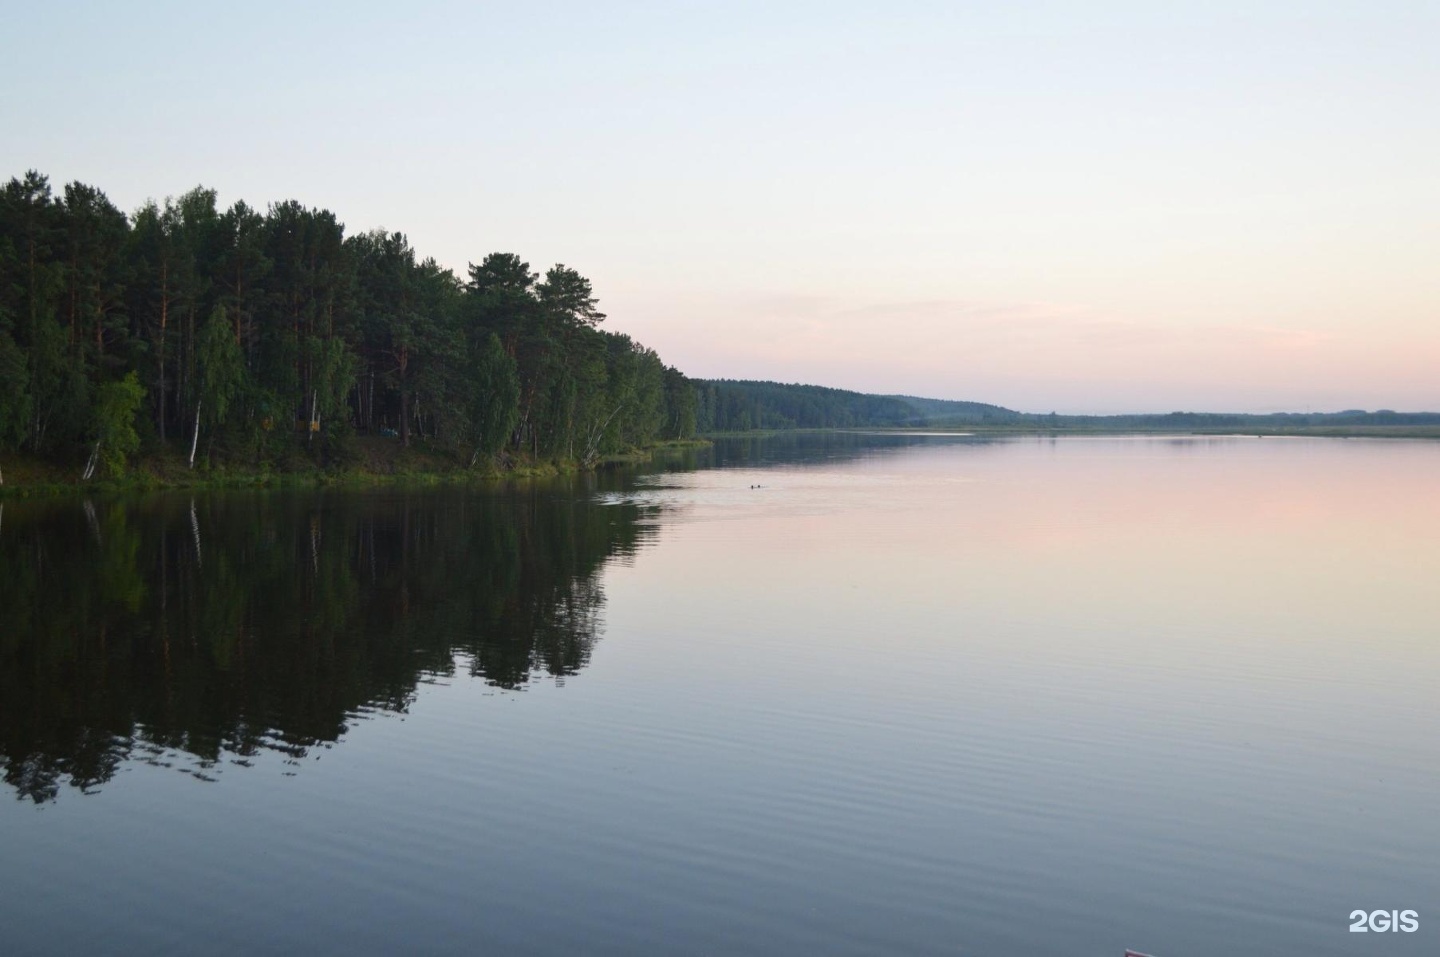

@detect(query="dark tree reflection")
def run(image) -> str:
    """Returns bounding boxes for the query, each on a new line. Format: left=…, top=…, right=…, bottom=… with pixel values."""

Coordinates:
left=0, top=484, right=653, bottom=802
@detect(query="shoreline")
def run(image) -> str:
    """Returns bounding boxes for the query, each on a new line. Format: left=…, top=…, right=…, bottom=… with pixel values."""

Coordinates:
left=0, top=438, right=712, bottom=499
left=5, top=424, right=1437, bottom=497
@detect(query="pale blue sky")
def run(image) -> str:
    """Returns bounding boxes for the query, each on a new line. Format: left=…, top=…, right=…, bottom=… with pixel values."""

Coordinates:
left=4, top=1, right=1437, bottom=412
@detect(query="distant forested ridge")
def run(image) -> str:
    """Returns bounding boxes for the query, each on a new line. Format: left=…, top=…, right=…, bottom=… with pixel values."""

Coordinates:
left=695, top=379, right=1020, bottom=431
left=697, top=380, right=1440, bottom=433
left=0, top=170, right=698, bottom=479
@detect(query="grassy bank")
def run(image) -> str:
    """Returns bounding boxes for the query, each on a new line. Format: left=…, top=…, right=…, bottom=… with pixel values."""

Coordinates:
left=0, top=437, right=712, bottom=499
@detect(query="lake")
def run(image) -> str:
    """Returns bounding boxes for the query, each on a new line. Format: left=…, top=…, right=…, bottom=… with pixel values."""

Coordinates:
left=1, top=433, right=1436, bottom=956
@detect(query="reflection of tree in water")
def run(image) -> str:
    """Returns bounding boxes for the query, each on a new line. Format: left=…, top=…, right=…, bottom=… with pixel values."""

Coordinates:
left=0, top=485, right=653, bottom=802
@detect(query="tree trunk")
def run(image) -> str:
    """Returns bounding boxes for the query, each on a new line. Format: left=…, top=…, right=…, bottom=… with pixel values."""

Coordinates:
left=189, top=399, right=201, bottom=469
left=308, top=389, right=318, bottom=448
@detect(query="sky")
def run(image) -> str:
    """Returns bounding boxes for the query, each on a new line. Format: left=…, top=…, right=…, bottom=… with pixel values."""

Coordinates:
left=3, top=1, right=1437, bottom=413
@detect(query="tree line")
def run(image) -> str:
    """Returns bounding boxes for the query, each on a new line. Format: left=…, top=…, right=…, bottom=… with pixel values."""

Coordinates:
left=0, top=170, right=698, bottom=478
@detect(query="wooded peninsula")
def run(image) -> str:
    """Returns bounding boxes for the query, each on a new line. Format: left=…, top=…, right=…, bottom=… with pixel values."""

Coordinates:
left=0, top=170, right=708, bottom=490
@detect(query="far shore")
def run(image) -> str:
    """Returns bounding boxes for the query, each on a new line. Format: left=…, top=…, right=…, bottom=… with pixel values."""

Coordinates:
left=703, top=424, right=1440, bottom=440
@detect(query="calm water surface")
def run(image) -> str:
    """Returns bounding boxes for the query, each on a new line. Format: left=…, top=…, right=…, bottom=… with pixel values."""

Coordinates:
left=2, top=434, right=1437, bottom=955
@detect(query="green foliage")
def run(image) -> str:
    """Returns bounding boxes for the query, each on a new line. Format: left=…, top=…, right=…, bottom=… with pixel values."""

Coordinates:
left=0, top=330, right=30, bottom=450
left=197, top=305, right=246, bottom=429
left=308, top=335, right=358, bottom=432
left=465, top=333, right=519, bottom=463
left=536, top=264, right=605, bottom=327
left=663, top=366, right=697, bottom=439
left=27, top=316, right=89, bottom=451
left=93, top=372, right=144, bottom=476
left=0, top=169, right=698, bottom=476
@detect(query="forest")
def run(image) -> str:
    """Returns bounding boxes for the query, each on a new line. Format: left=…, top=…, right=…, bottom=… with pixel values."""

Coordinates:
left=696, top=380, right=918, bottom=430
left=0, top=170, right=698, bottom=481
